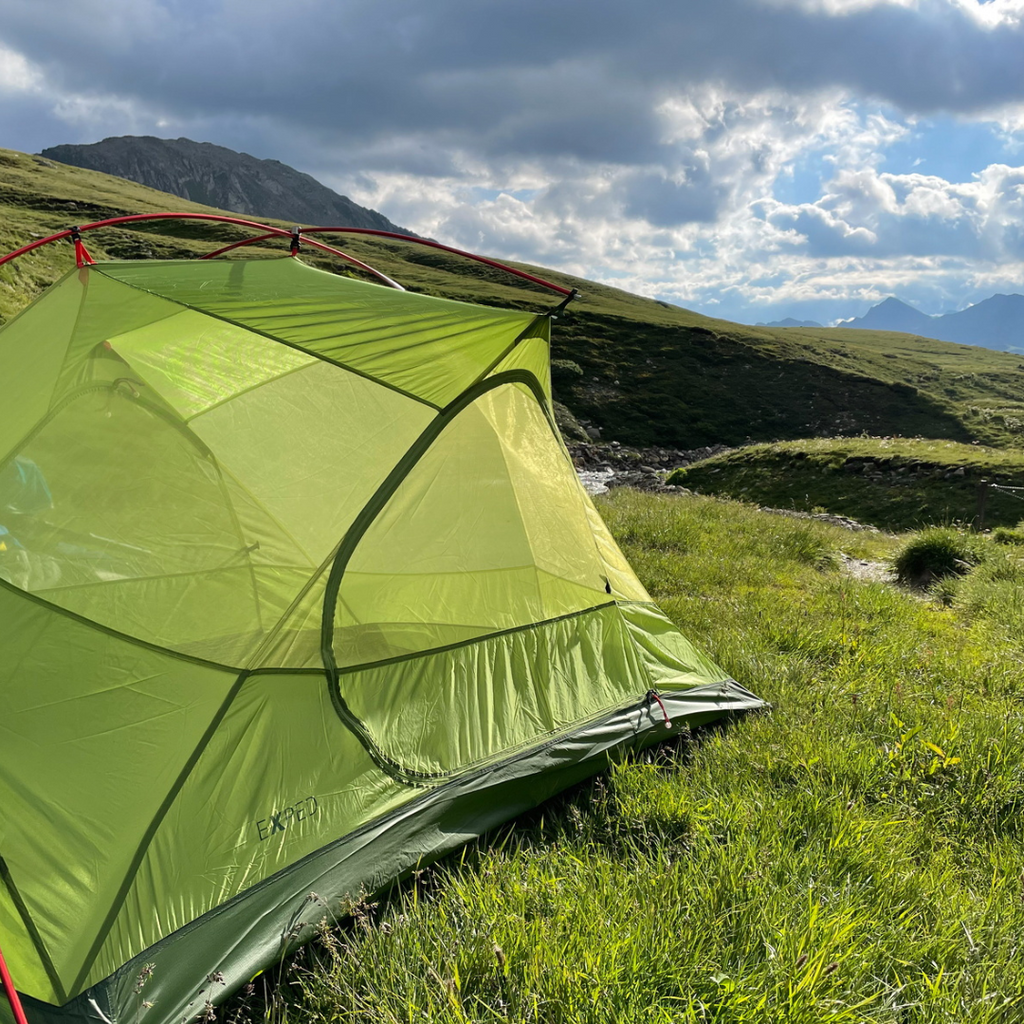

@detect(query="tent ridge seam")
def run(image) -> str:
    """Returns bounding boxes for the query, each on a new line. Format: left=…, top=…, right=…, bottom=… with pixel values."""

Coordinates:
left=46, top=268, right=92, bottom=418
left=464, top=312, right=549, bottom=392
left=0, top=577, right=240, bottom=673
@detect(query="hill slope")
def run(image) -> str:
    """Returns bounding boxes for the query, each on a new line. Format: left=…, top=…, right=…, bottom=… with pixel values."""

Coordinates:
left=5, top=145, right=1024, bottom=449
left=40, top=136, right=412, bottom=235
left=668, top=436, right=1024, bottom=531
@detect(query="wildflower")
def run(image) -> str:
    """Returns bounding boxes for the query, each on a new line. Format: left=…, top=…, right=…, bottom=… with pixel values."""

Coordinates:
left=134, top=964, right=156, bottom=994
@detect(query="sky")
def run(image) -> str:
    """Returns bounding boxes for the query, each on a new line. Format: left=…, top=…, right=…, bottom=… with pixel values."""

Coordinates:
left=3, top=0, right=1024, bottom=325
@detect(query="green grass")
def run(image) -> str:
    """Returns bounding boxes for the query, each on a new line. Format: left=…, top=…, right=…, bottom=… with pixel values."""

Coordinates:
left=6, top=146, right=1024, bottom=449
left=221, top=491, right=1024, bottom=1024
left=892, top=528, right=987, bottom=587
left=668, top=436, right=1024, bottom=531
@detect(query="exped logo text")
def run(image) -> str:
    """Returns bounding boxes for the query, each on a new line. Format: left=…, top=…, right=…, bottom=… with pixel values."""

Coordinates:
left=255, top=795, right=319, bottom=841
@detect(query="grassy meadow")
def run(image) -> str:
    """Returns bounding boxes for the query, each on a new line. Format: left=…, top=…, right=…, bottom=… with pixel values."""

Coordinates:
left=221, top=490, right=1024, bottom=1024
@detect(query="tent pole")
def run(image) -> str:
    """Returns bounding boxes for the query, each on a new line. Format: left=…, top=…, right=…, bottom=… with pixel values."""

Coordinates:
left=0, top=936, right=30, bottom=1024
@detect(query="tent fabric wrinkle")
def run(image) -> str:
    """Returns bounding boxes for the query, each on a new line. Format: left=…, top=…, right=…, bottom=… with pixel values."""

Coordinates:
left=0, top=252, right=763, bottom=1024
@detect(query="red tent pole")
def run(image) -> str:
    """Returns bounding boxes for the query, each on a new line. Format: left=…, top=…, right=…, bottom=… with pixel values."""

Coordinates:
left=300, top=227, right=575, bottom=296
left=202, top=227, right=575, bottom=297
left=0, top=213, right=572, bottom=296
left=200, top=231, right=279, bottom=258
left=0, top=214, right=403, bottom=289
left=0, top=937, right=30, bottom=1024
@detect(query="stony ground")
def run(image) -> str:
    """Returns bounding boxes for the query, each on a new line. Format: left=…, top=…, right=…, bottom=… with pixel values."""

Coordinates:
left=568, top=440, right=731, bottom=494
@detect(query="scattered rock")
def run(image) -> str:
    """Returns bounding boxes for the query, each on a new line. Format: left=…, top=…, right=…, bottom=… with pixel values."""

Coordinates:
left=840, top=553, right=894, bottom=583
left=758, top=507, right=880, bottom=532
left=569, top=440, right=732, bottom=495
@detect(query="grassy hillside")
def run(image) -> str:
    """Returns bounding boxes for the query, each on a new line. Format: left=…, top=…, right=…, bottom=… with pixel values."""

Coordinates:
left=227, top=490, right=1024, bottom=1023
left=668, top=436, right=1024, bottom=532
left=5, top=146, right=1024, bottom=449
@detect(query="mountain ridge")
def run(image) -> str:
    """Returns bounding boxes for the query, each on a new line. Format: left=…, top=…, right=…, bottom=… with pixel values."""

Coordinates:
left=838, top=293, right=1024, bottom=351
left=40, top=135, right=413, bottom=235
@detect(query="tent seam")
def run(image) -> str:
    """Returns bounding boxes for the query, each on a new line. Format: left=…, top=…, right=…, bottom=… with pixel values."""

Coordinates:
left=0, top=577, right=240, bottom=673
left=465, top=313, right=549, bottom=392
left=333, top=600, right=617, bottom=677
left=46, top=268, right=91, bottom=415
left=0, top=856, right=67, bottom=1004
left=182, top=357, right=316, bottom=423
left=67, top=671, right=251, bottom=998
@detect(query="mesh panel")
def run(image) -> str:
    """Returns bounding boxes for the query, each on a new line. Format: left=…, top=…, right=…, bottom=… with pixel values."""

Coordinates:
left=333, top=385, right=610, bottom=667
left=1, top=388, right=268, bottom=657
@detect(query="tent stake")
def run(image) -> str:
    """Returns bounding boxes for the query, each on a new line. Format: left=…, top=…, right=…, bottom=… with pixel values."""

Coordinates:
left=0, top=936, right=30, bottom=1024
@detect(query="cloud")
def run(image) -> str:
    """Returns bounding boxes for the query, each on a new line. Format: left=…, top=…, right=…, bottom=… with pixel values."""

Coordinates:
left=3, top=0, right=1024, bottom=324
left=761, top=161, right=1024, bottom=263
left=0, top=42, right=41, bottom=93
left=4, top=0, right=1024, bottom=155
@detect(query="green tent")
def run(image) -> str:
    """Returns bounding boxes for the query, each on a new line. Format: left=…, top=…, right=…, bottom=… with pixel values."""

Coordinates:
left=0, top=253, right=761, bottom=1024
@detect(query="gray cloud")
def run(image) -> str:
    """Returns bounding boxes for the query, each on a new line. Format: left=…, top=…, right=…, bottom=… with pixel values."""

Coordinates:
left=3, top=0, right=1024, bottom=167
left=4, top=0, right=1024, bottom=326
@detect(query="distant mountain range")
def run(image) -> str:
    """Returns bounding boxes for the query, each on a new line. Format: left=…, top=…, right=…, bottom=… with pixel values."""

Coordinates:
left=760, top=294, right=1024, bottom=352
left=838, top=295, right=1024, bottom=351
left=40, top=136, right=412, bottom=235
left=756, top=317, right=824, bottom=328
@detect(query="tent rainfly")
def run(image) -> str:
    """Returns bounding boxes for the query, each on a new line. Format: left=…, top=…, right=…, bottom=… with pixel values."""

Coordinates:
left=0, top=216, right=762, bottom=1024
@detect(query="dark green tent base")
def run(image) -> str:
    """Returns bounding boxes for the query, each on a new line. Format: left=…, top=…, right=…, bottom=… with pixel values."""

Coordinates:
left=5, top=680, right=761, bottom=1024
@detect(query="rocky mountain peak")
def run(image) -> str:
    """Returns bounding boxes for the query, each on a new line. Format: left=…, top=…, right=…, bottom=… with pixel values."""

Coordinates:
left=40, top=136, right=413, bottom=235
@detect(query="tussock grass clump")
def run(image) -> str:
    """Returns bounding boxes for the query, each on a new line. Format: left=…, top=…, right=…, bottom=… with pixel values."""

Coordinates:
left=948, top=545, right=1024, bottom=644
left=991, top=524, right=1024, bottom=545
left=892, top=527, right=987, bottom=587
